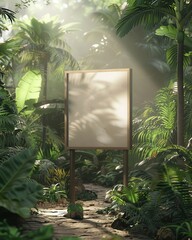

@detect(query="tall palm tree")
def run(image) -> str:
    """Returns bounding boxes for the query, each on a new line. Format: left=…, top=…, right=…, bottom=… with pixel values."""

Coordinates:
left=14, top=17, right=78, bottom=101
left=116, top=0, right=192, bottom=146
left=14, top=17, right=78, bottom=151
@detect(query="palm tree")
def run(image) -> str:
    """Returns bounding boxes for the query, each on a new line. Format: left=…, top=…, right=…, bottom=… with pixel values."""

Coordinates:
left=116, top=0, right=192, bottom=146
left=14, top=17, right=77, bottom=100
left=14, top=17, right=78, bottom=151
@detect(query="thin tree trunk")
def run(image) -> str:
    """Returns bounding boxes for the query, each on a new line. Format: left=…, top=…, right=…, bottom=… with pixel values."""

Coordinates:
left=177, top=40, right=185, bottom=146
left=175, top=0, right=185, bottom=146
left=42, top=62, right=48, bottom=101
left=41, top=62, right=48, bottom=152
left=42, top=116, right=47, bottom=152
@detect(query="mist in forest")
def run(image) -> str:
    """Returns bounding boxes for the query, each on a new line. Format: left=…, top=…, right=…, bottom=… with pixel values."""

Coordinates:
left=10, top=0, right=168, bottom=107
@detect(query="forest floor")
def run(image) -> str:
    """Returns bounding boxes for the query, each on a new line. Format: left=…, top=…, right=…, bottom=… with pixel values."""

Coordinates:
left=22, top=184, right=152, bottom=240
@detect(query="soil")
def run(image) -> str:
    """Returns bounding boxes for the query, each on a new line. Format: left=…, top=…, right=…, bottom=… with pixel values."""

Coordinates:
left=22, top=184, right=152, bottom=240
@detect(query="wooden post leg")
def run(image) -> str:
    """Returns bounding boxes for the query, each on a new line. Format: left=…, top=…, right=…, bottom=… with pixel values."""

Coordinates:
left=70, top=149, right=76, bottom=203
left=123, top=150, right=129, bottom=187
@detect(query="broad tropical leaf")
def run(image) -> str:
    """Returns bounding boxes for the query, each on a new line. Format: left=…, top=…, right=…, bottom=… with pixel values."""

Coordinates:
left=16, top=70, right=42, bottom=113
left=156, top=24, right=192, bottom=49
left=0, top=148, right=43, bottom=218
left=156, top=25, right=176, bottom=40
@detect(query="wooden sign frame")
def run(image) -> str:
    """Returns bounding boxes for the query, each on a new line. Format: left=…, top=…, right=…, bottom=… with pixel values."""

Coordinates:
left=65, top=69, right=132, bottom=150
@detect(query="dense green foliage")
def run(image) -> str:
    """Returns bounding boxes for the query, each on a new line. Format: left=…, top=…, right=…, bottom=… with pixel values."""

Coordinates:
left=0, top=7, right=43, bottom=228
left=0, top=85, right=43, bottom=219
left=116, top=0, right=192, bottom=146
left=108, top=146, right=192, bottom=238
left=0, top=1, right=192, bottom=239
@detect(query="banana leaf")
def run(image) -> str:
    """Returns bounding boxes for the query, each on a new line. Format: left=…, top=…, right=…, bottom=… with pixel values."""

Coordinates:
left=16, top=71, right=42, bottom=114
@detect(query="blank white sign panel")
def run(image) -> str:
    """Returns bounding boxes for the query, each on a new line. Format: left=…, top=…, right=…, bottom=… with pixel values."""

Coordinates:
left=65, top=69, right=132, bottom=149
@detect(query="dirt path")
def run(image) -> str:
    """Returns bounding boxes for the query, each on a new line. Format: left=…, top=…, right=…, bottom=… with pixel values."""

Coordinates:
left=23, top=184, right=152, bottom=240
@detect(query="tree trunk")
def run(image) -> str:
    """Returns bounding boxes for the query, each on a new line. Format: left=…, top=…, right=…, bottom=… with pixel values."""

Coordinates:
left=41, top=62, right=48, bottom=152
left=177, top=40, right=185, bottom=146
left=175, top=0, right=185, bottom=146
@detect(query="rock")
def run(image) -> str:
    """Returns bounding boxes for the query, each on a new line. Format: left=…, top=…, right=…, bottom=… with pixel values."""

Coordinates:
left=156, top=227, right=175, bottom=240
left=105, top=190, right=113, bottom=203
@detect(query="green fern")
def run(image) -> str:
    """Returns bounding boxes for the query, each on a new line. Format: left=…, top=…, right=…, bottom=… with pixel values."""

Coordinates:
left=133, top=86, right=176, bottom=160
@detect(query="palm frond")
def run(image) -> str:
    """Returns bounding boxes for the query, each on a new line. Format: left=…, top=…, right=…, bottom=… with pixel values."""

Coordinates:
left=155, top=88, right=176, bottom=130
left=181, top=1, right=192, bottom=26
left=116, top=5, right=175, bottom=37
left=166, top=45, right=191, bottom=69
left=184, top=74, right=192, bottom=138
left=91, top=4, right=121, bottom=28
left=0, top=7, right=15, bottom=23
left=0, top=109, right=16, bottom=131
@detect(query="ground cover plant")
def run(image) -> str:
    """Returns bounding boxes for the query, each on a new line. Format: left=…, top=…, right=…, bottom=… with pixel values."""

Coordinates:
left=0, top=221, right=83, bottom=240
left=107, top=145, right=192, bottom=239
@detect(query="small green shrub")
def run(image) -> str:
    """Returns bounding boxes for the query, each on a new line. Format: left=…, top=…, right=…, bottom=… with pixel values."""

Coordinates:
left=67, top=203, right=83, bottom=219
left=46, top=168, right=69, bottom=188
left=42, top=183, right=67, bottom=203
left=31, top=159, right=56, bottom=186
left=0, top=220, right=22, bottom=240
